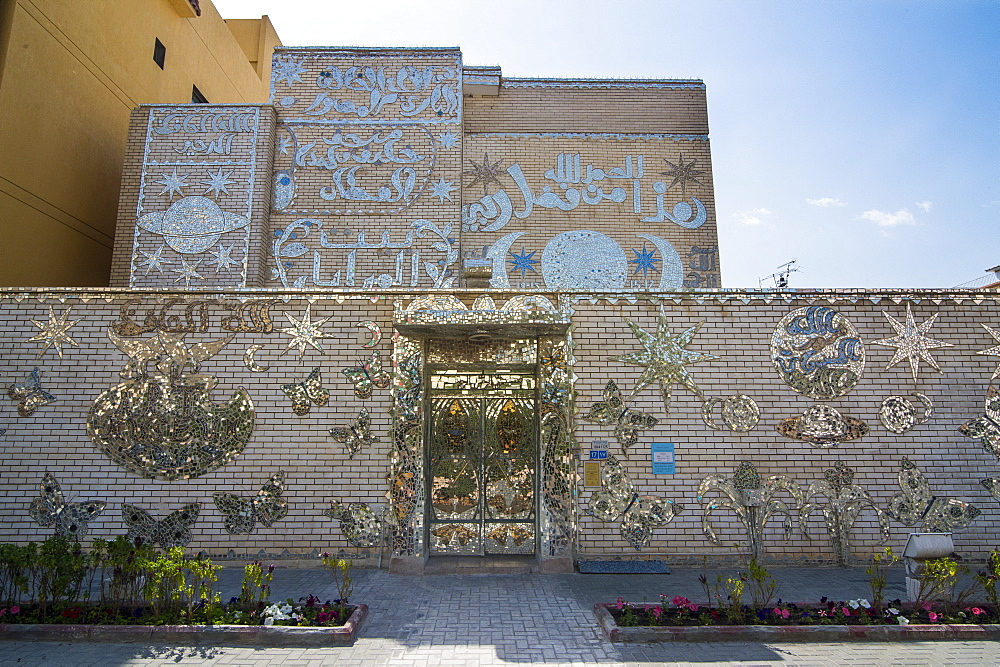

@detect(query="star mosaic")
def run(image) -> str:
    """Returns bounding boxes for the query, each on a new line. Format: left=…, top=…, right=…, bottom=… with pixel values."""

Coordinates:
left=429, top=178, right=457, bottom=202
left=25, top=307, right=81, bottom=358
left=136, top=244, right=170, bottom=275
left=279, top=305, right=334, bottom=357
left=978, top=324, right=1000, bottom=380
left=201, top=168, right=235, bottom=198
left=659, top=153, right=705, bottom=195
left=871, top=304, right=953, bottom=382
left=614, top=307, right=716, bottom=413
left=508, top=247, right=539, bottom=276
left=464, top=152, right=505, bottom=195
left=155, top=168, right=189, bottom=199
left=629, top=244, right=660, bottom=277
left=172, top=259, right=203, bottom=286
left=438, top=131, right=459, bottom=149
left=272, top=57, right=308, bottom=87
left=207, top=244, right=241, bottom=273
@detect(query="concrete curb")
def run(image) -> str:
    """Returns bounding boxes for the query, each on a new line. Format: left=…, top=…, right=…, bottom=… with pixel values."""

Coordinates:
left=0, top=604, right=367, bottom=646
left=594, top=603, right=1000, bottom=642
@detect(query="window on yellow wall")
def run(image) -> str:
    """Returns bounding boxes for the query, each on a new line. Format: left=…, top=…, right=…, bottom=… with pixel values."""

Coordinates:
left=153, top=39, right=166, bottom=69
left=191, top=86, right=208, bottom=104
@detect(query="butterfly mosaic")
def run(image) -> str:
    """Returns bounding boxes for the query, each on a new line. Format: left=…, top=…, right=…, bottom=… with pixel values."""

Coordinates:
left=324, top=501, right=384, bottom=548
left=213, top=472, right=288, bottom=535
left=281, top=368, right=329, bottom=415
left=587, top=455, right=683, bottom=551
left=343, top=351, right=391, bottom=400
left=887, top=458, right=980, bottom=532
left=329, top=408, right=379, bottom=458
left=28, top=473, right=106, bottom=538
left=585, top=380, right=658, bottom=453
left=959, top=385, right=1000, bottom=461
left=122, top=503, right=200, bottom=548
left=7, top=367, right=56, bottom=417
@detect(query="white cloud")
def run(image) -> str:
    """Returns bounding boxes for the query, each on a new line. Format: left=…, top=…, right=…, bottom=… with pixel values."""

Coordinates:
left=734, top=208, right=771, bottom=225
left=916, top=200, right=933, bottom=212
left=806, top=197, right=847, bottom=208
left=859, top=208, right=916, bottom=227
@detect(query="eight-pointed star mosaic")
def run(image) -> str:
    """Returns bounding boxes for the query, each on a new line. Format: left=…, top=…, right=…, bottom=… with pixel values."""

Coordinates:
left=25, top=307, right=81, bottom=359
left=279, top=305, right=334, bottom=357
left=613, top=307, right=716, bottom=413
left=871, top=304, right=953, bottom=382
left=463, top=152, right=506, bottom=195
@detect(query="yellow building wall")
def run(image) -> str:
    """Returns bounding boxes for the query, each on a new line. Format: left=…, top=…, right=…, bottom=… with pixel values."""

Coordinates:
left=0, top=0, right=281, bottom=287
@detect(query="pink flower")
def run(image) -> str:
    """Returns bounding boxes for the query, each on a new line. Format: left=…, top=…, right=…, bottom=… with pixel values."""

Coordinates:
left=652, top=606, right=663, bottom=619
left=970, top=607, right=984, bottom=616
left=780, top=609, right=790, bottom=619
left=686, top=602, right=699, bottom=612
left=672, top=596, right=690, bottom=607
left=921, top=601, right=932, bottom=611
left=10, top=606, right=19, bottom=615
left=773, top=607, right=782, bottom=615
left=928, top=611, right=939, bottom=622
left=842, top=608, right=851, bottom=616
left=616, top=597, right=625, bottom=611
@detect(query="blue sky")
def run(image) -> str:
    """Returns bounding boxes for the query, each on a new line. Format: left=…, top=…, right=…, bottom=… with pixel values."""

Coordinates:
left=213, top=0, right=998, bottom=288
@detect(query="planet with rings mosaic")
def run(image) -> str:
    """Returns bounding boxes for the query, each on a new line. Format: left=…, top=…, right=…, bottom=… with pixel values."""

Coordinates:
left=137, top=195, right=250, bottom=254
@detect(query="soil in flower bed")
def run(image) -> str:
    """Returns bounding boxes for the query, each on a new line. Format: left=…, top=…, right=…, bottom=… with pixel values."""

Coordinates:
left=0, top=596, right=356, bottom=628
left=607, top=597, right=1000, bottom=628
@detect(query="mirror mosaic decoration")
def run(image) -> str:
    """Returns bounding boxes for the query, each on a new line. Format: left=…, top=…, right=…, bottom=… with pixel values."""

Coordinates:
left=325, top=501, right=386, bottom=548
left=959, top=385, right=1000, bottom=460
left=777, top=404, right=868, bottom=448
left=771, top=306, right=864, bottom=400
left=799, top=463, right=888, bottom=566
left=701, top=394, right=760, bottom=432
left=871, top=305, right=952, bottom=382
left=329, top=408, right=379, bottom=458
left=887, top=458, right=980, bottom=532
left=213, top=472, right=288, bottom=535
left=879, top=394, right=933, bottom=435
left=88, top=328, right=255, bottom=480
left=7, top=367, right=56, bottom=417
left=388, top=336, right=424, bottom=557
left=25, top=306, right=81, bottom=358
left=587, top=455, right=683, bottom=551
left=612, top=306, right=715, bottom=414
left=585, top=380, right=658, bottom=454
left=698, top=462, right=803, bottom=561
left=538, top=336, right=576, bottom=557
left=28, top=473, right=106, bottom=539
left=122, top=503, right=201, bottom=548
left=281, top=368, right=329, bottom=415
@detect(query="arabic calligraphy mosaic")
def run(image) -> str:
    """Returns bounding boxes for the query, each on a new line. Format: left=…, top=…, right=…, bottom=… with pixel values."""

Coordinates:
left=771, top=306, right=865, bottom=400
left=131, top=106, right=263, bottom=290
left=683, top=245, right=720, bottom=288
left=87, top=330, right=255, bottom=481
left=272, top=218, right=457, bottom=289
left=887, top=458, right=980, bottom=532
left=800, top=463, right=889, bottom=566
left=270, top=50, right=461, bottom=123
left=588, top=455, right=683, bottom=551
left=272, top=124, right=437, bottom=215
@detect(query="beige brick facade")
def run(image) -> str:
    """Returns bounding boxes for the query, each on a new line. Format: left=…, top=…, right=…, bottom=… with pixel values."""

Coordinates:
left=2, top=46, right=996, bottom=569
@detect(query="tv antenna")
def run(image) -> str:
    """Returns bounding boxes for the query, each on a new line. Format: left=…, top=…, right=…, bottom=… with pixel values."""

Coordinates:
left=759, top=260, right=799, bottom=289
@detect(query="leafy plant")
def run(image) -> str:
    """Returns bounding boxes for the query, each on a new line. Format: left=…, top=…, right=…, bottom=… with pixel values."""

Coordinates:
left=746, top=559, right=779, bottom=609
left=865, top=546, right=899, bottom=611
left=320, top=553, right=353, bottom=618
left=975, top=550, right=1000, bottom=611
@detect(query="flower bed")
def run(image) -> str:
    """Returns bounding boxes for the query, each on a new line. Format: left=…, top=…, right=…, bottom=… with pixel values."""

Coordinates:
left=0, top=604, right=368, bottom=646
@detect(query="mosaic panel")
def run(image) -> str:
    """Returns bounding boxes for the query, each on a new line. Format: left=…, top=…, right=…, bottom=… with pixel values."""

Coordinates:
left=799, top=463, right=888, bottom=566
left=28, top=473, right=105, bottom=539
left=777, top=404, right=868, bottom=448
left=585, top=380, right=658, bottom=454
left=701, top=394, right=760, bottom=432
left=7, top=367, right=56, bottom=417
left=325, top=501, right=385, bottom=548
left=871, top=305, right=952, bottom=382
left=88, top=330, right=254, bottom=480
left=213, top=472, right=288, bottom=535
left=879, top=394, right=933, bottom=435
left=771, top=306, right=864, bottom=400
left=329, top=408, right=379, bottom=458
left=959, top=385, right=1000, bottom=460
left=887, top=458, right=980, bottom=532
left=539, top=336, right=576, bottom=557
left=389, top=336, right=424, bottom=556
left=122, top=503, right=200, bottom=548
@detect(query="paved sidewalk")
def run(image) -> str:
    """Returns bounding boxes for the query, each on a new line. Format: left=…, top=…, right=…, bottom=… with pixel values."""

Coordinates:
left=0, top=565, right=997, bottom=666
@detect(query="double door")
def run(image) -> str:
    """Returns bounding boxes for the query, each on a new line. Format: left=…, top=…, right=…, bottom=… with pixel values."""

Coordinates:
left=427, top=369, right=537, bottom=556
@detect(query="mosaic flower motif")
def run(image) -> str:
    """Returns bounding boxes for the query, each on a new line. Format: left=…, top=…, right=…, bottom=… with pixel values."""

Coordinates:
left=800, top=463, right=889, bottom=566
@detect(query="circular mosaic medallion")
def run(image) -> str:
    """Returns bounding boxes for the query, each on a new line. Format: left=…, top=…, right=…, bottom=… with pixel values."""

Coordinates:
left=541, top=230, right=626, bottom=291
left=770, top=306, right=865, bottom=399
left=879, top=394, right=933, bottom=434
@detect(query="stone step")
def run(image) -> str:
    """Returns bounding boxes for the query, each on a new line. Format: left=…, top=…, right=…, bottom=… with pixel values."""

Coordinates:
left=422, top=555, right=539, bottom=575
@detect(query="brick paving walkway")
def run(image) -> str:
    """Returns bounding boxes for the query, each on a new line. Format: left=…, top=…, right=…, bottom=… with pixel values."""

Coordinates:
left=0, top=565, right=997, bottom=666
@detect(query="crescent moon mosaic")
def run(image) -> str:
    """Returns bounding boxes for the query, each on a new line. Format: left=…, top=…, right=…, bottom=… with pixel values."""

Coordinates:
left=359, top=321, right=382, bottom=348
left=771, top=306, right=864, bottom=400
left=702, top=394, right=760, bottom=432
left=878, top=394, right=933, bottom=434
left=243, top=344, right=269, bottom=372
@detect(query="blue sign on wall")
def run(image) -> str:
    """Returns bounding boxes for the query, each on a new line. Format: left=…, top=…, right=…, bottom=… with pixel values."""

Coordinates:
left=589, top=450, right=608, bottom=460
left=651, top=442, right=675, bottom=474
